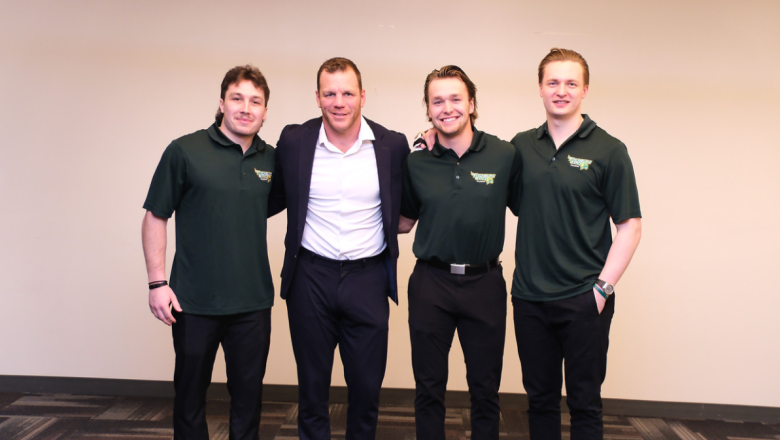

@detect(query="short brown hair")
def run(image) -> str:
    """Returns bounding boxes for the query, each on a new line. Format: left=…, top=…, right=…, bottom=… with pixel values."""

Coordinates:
left=215, top=65, right=270, bottom=125
left=423, top=65, right=478, bottom=125
left=317, top=57, right=362, bottom=91
left=538, top=48, right=590, bottom=86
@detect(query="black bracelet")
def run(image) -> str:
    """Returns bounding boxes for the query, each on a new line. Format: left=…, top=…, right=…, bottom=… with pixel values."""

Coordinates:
left=149, top=281, right=168, bottom=290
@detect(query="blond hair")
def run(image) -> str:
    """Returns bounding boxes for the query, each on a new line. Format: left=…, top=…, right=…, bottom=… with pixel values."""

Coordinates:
left=538, top=48, right=590, bottom=86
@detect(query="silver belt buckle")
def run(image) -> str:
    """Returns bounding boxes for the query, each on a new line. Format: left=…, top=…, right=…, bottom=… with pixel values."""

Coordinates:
left=450, top=264, right=466, bottom=275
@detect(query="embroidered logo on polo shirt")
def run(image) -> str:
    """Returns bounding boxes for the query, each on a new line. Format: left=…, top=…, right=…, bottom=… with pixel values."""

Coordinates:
left=471, top=172, right=496, bottom=185
left=254, top=169, right=272, bottom=182
left=567, top=155, right=593, bottom=170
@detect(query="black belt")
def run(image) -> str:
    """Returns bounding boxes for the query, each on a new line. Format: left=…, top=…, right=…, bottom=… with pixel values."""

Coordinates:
left=299, top=247, right=384, bottom=269
left=422, top=258, right=499, bottom=275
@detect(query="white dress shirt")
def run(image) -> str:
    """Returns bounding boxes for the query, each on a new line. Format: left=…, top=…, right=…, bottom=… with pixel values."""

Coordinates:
left=301, top=117, right=386, bottom=260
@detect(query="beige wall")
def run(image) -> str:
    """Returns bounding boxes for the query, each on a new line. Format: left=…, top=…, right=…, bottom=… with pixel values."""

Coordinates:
left=1, top=0, right=778, bottom=408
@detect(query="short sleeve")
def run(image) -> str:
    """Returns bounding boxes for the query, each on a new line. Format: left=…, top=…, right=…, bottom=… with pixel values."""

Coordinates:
left=142, top=141, right=187, bottom=218
left=400, top=157, right=420, bottom=220
left=507, top=142, right=523, bottom=216
left=602, top=143, right=641, bottom=223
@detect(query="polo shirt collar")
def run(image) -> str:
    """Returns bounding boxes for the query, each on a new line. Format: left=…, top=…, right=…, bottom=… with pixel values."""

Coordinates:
left=431, top=127, right=486, bottom=157
left=535, top=114, right=597, bottom=140
left=207, top=123, right=266, bottom=153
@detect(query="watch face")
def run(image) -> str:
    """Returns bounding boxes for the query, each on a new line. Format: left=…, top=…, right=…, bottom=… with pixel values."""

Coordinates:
left=605, top=284, right=614, bottom=295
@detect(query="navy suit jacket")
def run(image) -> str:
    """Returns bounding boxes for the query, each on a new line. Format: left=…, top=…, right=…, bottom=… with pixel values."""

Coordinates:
left=268, top=117, right=410, bottom=303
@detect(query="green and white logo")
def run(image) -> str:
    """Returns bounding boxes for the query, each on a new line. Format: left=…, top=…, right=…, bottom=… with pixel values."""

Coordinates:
left=567, top=155, right=593, bottom=170
left=471, top=171, right=496, bottom=185
left=254, top=169, right=272, bottom=182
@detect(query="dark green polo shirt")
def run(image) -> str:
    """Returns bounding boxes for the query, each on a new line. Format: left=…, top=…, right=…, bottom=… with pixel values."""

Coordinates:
left=401, top=129, right=520, bottom=264
left=510, top=115, right=641, bottom=301
left=143, top=124, right=275, bottom=315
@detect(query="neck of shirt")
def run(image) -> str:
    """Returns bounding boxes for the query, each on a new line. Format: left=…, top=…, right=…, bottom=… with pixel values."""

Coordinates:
left=437, top=126, right=474, bottom=158
left=546, top=114, right=584, bottom=149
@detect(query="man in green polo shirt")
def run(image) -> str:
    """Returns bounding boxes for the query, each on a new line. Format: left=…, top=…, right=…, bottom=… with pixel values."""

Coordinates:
left=141, top=65, right=275, bottom=440
left=510, top=48, right=642, bottom=440
left=399, top=65, right=520, bottom=440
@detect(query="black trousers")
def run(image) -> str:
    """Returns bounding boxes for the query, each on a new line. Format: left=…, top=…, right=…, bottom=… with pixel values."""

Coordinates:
left=513, top=291, right=615, bottom=440
left=408, top=260, right=507, bottom=440
left=171, top=308, right=271, bottom=440
left=286, top=248, right=390, bottom=440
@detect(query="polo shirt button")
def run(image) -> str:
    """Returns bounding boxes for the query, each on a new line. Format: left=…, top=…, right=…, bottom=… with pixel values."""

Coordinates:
left=456, top=162, right=460, bottom=165
left=456, top=175, right=460, bottom=179
left=243, top=172, right=247, bottom=175
left=552, top=157, right=556, bottom=161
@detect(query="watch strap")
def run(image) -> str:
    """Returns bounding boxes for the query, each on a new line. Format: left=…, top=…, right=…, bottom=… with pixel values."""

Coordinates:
left=595, top=279, right=614, bottom=296
left=594, top=283, right=608, bottom=299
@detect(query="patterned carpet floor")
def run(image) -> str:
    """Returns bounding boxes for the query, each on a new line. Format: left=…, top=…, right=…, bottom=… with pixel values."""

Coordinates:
left=1, top=392, right=779, bottom=440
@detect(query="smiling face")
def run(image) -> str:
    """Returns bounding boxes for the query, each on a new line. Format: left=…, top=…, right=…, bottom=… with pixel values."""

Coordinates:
left=316, top=68, right=365, bottom=139
left=426, top=77, right=474, bottom=140
left=218, top=79, right=267, bottom=144
left=539, top=61, right=589, bottom=121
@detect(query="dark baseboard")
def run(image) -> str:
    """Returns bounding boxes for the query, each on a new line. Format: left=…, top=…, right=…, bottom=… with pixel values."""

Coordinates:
left=0, top=375, right=178, bottom=399
left=1, top=375, right=777, bottom=423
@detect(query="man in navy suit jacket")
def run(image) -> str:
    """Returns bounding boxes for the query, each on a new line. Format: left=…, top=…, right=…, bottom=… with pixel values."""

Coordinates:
left=269, top=57, right=409, bottom=440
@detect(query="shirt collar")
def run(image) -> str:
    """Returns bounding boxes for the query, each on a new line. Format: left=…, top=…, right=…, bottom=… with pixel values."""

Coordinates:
left=431, top=127, right=486, bottom=157
left=317, top=116, right=375, bottom=155
left=536, top=114, right=597, bottom=140
left=208, top=123, right=266, bottom=153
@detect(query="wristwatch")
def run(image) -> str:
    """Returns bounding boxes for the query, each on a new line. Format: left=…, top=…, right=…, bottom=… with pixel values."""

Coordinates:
left=594, top=279, right=614, bottom=297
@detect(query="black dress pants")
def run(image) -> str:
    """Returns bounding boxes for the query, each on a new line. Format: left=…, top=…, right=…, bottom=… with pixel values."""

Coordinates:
left=286, top=248, right=390, bottom=440
left=408, top=261, right=507, bottom=440
left=513, top=291, right=615, bottom=440
left=171, top=308, right=271, bottom=440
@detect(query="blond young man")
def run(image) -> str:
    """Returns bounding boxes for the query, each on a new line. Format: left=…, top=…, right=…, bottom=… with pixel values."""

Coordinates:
left=510, top=48, right=642, bottom=440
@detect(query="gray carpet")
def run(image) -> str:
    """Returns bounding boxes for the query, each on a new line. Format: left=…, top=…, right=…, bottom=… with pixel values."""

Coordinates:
left=1, top=392, right=779, bottom=439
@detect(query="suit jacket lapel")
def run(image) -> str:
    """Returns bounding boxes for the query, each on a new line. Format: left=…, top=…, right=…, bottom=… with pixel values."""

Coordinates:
left=298, top=119, right=319, bottom=244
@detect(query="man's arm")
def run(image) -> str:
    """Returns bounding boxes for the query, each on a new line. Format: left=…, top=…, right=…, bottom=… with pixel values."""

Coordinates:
left=507, top=142, right=523, bottom=216
left=267, top=148, right=287, bottom=217
left=141, top=210, right=182, bottom=325
left=423, top=128, right=437, bottom=151
left=268, top=126, right=297, bottom=217
left=593, top=217, right=642, bottom=312
left=267, top=171, right=287, bottom=217
left=399, top=152, right=421, bottom=235
left=399, top=215, right=417, bottom=234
